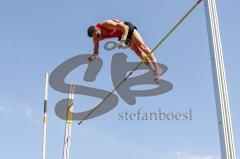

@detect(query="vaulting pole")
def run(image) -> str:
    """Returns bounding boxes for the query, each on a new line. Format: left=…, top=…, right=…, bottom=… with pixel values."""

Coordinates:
left=63, top=84, right=75, bottom=159
left=42, top=72, right=49, bottom=159
left=78, top=0, right=203, bottom=125
left=204, top=0, right=236, bottom=158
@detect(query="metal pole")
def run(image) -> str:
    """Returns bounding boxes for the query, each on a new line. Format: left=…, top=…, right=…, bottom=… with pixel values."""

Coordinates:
left=42, top=72, right=49, bottom=159
left=204, top=0, right=236, bottom=158
left=63, top=85, right=75, bottom=159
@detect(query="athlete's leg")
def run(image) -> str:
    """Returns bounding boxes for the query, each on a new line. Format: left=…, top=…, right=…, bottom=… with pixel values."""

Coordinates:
left=129, top=43, right=157, bottom=80
left=131, top=30, right=157, bottom=63
left=129, top=43, right=152, bottom=66
left=131, top=30, right=163, bottom=83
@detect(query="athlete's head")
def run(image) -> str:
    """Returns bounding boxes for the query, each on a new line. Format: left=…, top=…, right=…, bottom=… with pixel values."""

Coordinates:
left=87, top=25, right=95, bottom=37
left=87, top=25, right=100, bottom=38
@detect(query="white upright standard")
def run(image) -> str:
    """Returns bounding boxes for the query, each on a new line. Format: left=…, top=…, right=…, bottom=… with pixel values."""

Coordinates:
left=42, top=72, right=48, bottom=159
left=63, top=85, right=75, bottom=159
left=204, top=0, right=236, bottom=159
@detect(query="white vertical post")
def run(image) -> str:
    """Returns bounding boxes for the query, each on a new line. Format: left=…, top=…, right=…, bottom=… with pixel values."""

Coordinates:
left=63, top=84, right=75, bottom=159
left=204, top=0, right=236, bottom=159
left=42, top=72, right=49, bottom=159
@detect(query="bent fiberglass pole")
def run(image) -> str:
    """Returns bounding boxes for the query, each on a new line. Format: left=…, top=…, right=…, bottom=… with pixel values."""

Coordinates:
left=204, top=0, right=236, bottom=158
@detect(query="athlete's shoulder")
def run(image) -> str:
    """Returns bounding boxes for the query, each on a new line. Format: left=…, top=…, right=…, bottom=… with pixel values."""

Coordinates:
left=102, top=19, right=122, bottom=25
left=96, top=22, right=102, bottom=28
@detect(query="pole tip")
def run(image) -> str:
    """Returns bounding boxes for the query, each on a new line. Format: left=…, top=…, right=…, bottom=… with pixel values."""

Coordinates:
left=197, top=0, right=202, bottom=4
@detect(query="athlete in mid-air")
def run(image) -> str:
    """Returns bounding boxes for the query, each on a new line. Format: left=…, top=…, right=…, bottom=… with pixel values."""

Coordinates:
left=87, top=19, right=163, bottom=84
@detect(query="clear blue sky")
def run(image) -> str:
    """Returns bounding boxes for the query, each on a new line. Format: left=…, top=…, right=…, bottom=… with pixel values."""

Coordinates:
left=0, top=0, right=239, bottom=159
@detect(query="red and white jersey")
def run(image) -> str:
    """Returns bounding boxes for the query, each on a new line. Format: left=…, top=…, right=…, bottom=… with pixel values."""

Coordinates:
left=95, top=19, right=123, bottom=39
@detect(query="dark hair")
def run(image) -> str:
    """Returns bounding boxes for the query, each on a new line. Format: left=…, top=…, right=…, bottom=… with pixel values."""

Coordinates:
left=87, top=25, right=95, bottom=37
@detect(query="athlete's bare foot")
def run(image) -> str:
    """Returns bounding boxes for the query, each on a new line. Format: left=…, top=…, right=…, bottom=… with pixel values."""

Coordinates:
left=154, top=76, right=160, bottom=84
left=153, top=65, right=163, bottom=84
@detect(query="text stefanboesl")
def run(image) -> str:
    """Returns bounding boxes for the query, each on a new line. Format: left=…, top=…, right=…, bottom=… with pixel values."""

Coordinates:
left=118, top=108, right=192, bottom=121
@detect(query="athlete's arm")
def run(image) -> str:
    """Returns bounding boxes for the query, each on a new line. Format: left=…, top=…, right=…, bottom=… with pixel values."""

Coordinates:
left=88, top=38, right=100, bottom=62
left=93, top=38, right=99, bottom=55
